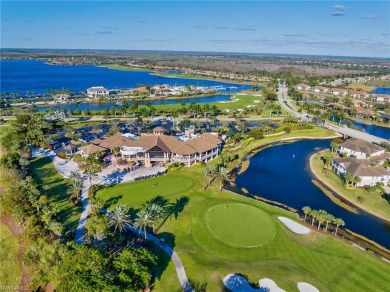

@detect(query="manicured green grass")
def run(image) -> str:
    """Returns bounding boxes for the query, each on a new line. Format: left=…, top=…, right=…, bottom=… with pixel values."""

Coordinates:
left=30, top=157, right=81, bottom=234
left=205, top=203, right=275, bottom=248
left=311, top=150, right=390, bottom=221
left=0, top=126, right=10, bottom=139
left=97, top=163, right=390, bottom=292
left=0, top=223, right=21, bottom=287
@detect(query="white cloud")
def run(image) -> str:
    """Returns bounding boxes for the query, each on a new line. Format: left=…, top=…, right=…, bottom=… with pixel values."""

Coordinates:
left=362, top=15, right=376, bottom=20
left=332, top=5, right=346, bottom=16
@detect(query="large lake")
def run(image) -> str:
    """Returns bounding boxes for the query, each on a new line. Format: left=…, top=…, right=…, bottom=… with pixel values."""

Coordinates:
left=0, top=60, right=250, bottom=94
left=236, top=139, right=390, bottom=249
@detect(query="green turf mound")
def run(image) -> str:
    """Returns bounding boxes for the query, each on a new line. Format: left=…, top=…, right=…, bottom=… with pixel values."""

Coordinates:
left=205, top=203, right=276, bottom=248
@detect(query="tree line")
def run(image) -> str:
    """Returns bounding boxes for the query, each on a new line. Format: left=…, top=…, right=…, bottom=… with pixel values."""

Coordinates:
left=302, top=206, right=345, bottom=235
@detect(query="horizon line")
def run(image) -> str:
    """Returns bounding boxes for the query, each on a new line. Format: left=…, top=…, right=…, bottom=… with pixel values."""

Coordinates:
left=1, top=47, right=389, bottom=61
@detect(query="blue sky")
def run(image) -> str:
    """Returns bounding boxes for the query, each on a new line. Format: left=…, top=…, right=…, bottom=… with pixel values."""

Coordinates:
left=1, top=1, right=389, bottom=57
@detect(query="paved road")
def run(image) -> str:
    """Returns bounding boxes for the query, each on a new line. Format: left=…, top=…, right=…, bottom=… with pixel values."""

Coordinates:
left=276, top=82, right=387, bottom=144
left=324, top=122, right=386, bottom=144
left=277, top=82, right=307, bottom=120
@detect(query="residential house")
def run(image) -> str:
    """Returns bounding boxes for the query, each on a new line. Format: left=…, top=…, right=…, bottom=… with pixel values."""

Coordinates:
left=63, top=143, right=78, bottom=156
left=86, top=86, right=109, bottom=98
left=332, top=157, right=390, bottom=187
left=295, top=84, right=311, bottom=91
left=372, top=94, right=390, bottom=103
left=330, top=88, right=348, bottom=96
left=153, top=126, right=169, bottom=135
left=346, top=107, right=375, bottom=119
left=53, top=94, right=72, bottom=102
left=348, top=91, right=370, bottom=99
left=312, top=86, right=329, bottom=94
left=337, top=139, right=385, bottom=159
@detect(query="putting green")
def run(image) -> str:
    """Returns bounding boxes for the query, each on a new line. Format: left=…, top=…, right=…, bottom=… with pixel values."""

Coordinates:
left=205, top=203, right=276, bottom=248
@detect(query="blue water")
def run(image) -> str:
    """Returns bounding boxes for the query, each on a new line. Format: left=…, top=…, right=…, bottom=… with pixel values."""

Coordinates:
left=372, top=87, right=390, bottom=94
left=0, top=60, right=250, bottom=94
left=236, top=139, right=390, bottom=249
left=35, top=95, right=231, bottom=112
left=353, top=121, right=390, bottom=140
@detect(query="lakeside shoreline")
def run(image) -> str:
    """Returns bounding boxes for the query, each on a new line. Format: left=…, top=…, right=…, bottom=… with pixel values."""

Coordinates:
left=309, top=150, right=390, bottom=223
left=102, top=64, right=252, bottom=85
left=15, top=92, right=231, bottom=110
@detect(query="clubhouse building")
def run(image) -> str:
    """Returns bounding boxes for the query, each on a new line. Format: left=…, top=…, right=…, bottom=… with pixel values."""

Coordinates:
left=78, top=128, right=222, bottom=167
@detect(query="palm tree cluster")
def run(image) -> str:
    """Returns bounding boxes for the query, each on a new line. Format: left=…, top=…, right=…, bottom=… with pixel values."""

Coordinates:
left=111, top=196, right=189, bottom=240
left=302, top=206, right=345, bottom=235
left=202, top=160, right=232, bottom=192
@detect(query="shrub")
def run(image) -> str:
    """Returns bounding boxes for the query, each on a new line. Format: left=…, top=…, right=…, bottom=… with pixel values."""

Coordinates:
left=248, top=128, right=264, bottom=139
left=284, top=126, right=291, bottom=134
left=57, top=152, right=67, bottom=159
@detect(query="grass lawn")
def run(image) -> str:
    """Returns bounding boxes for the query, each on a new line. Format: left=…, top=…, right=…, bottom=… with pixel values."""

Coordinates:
left=0, top=125, right=10, bottom=139
left=311, top=150, right=390, bottom=222
left=228, top=127, right=337, bottom=159
left=205, top=203, right=276, bottom=248
left=96, top=163, right=390, bottom=291
left=30, top=157, right=82, bottom=235
left=0, top=223, right=21, bottom=287
left=347, top=83, right=376, bottom=92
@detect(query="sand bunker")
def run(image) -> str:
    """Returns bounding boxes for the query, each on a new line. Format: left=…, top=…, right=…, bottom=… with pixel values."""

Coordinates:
left=297, top=282, right=320, bottom=292
left=223, top=274, right=285, bottom=292
left=278, top=217, right=310, bottom=234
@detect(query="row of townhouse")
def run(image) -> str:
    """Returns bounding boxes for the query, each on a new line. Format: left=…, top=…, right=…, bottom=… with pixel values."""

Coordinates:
left=294, top=84, right=370, bottom=98
left=333, top=139, right=390, bottom=187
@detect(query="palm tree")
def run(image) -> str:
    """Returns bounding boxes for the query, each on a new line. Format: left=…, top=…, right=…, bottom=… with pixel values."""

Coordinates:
left=47, top=221, right=64, bottom=238
left=324, top=213, right=335, bottom=232
left=110, top=204, right=131, bottom=233
left=343, top=172, right=353, bottom=188
left=202, top=168, right=210, bottom=191
left=302, top=206, right=311, bottom=222
left=144, top=203, right=164, bottom=233
left=317, top=210, right=327, bottom=230
left=216, top=166, right=229, bottom=192
left=353, top=176, right=361, bottom=188
left=133, top=210, right=155, bottom=239
left=69, top=179, right=83, bottom=205
left=310, top=210, right=318, bottom=226
left=85, top=166, right=98, bottom=184
left=206, top=164, right=216, bottom=186
left=333, top=218, right=345, bottom=236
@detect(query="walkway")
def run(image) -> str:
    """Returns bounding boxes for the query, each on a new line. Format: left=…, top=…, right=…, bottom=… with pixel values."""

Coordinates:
left=103, top=209, right=194, bottom=292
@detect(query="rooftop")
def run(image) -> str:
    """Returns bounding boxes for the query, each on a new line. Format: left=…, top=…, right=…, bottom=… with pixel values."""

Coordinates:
left=339, top=139, right=384, bottom=155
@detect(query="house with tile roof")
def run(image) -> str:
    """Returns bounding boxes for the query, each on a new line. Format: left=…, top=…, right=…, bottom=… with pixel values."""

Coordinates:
left=79, top=144, right=108, bottom=158
left=87, top=132, right=222, bottom=167
left=337, top=139, right=385, bottom=159
left=332, top=157, right=390, bottom=187
left=153, top=126, right=169, bottom=135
